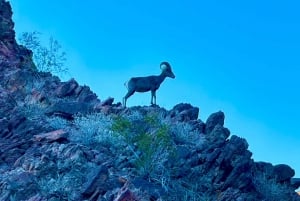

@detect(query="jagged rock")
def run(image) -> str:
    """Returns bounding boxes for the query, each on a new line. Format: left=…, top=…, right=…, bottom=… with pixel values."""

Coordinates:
left=7, top=113, right=26, bottom=131
left=188, top=119, right=205, bottom=133
left=45, top=100, right=94, bottom=119
left=29, top=88, right=47, bottom=104
left=0, top=0, right=15, bottom=42
left=0, top=0, right=34, bottom=68
left=0, top=118, right=9, bottom=138
left=55, top=78, right=79, bottom=98
left=100, top=97, right=114, bottom=106
left=81, top=165, right=109, bottom=199
left=0, top=1, right=300, bottom=200
left=77, top=85, right=98, bottom=103
left=169, top=103, right=199, bottom=121
left=33, top=129, right=68, bottom=143
left=205, top=111, right=225, bottom=134
left=291, top=178, right=300, bottom=189
left=206, top=124, right=230, bottom=148
left=274, top=164, right=295, bottom=182
left=214, top=136, right=253, bottom=190
left=255, top=163, right=296, bottom=183
left=0, top=88, right=17, bottom=117
left=223, top=135, right=250, bottom=158
left=7, top=69, right=29, bottom=90
left=254, top=162, right=274, bottom=177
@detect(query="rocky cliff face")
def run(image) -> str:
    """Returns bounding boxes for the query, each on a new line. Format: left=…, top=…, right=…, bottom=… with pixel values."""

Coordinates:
left=0, top=0, right=299, bottom=200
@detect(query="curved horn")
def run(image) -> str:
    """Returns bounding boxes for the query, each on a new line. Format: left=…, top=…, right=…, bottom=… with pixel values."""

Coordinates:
left=160, top=61, right=171, bottom=70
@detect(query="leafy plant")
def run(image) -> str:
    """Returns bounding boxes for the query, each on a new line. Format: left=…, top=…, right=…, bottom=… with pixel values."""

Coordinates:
left=18, top=31, right=68, bottom=76
left=111, top=113, right=176, bottom=182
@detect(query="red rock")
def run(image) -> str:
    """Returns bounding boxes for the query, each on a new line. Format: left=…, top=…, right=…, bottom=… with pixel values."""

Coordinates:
left=55, top=78, right=79, bottom=98
left=33, top=129, right=68, bottom=143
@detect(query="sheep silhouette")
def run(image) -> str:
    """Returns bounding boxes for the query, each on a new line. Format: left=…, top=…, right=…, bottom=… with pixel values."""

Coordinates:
left=123, top=61, right=175, bottom=107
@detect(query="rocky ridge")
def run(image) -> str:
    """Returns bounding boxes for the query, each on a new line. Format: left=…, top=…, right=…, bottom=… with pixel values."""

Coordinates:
left=0, top=0, right=300, bottom=200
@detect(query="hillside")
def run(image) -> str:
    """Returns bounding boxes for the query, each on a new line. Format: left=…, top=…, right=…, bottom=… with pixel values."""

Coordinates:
left=0, top=0, right=300, bottom=200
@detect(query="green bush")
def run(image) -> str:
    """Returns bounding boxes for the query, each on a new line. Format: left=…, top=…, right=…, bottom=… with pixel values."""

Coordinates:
left=111, top=113, right=176, bottom=181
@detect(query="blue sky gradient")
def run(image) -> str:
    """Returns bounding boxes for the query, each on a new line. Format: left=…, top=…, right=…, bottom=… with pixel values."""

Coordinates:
left=10, top=0, right=300, bottom=177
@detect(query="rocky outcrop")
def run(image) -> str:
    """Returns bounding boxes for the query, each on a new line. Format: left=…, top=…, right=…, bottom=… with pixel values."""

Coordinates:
left=205, top=110, right=225, bottom=134
left=0, top=0, right=299, bottom=200
left=169, top=103, right=199, bottom=121
left=0, top=0, right=34, bottom=69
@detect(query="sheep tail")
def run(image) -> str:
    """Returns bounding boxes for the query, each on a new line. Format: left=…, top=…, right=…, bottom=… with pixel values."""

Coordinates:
left=124, top=81, right=129, bottom=89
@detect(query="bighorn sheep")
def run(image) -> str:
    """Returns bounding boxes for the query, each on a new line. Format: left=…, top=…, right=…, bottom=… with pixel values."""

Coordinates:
left=123, top=61, right=175, bottom=107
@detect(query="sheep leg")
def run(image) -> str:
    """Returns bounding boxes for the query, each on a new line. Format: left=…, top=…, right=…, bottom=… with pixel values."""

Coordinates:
left=151, top=90, right=156, bottom=105
left=123, top=90, right=135, bottom=107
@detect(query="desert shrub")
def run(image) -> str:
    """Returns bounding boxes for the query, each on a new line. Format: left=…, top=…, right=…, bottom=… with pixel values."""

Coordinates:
left=37, top=159, right=96, bottom=201
left=253, top=172, right=296, bottom=201
left=71, top=113, right=119, bottom=148
left=36, top=143, right=98, bottom=201
left=47, top=116, right=69, bottom=130
left=111, top=112, right=176, bottom=183
left=21, top=102, right=48, bottom=121
left=168, top=121, right=205, bottom=146
left=18, top=31, right=68, bottom=77
left=0, top=167, right=39, bottom=201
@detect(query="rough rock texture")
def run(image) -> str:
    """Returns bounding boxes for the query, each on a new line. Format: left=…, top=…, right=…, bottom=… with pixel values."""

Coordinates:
left=0, top=0, right=34, bottom=69
left=169, top=103, right=199, bottom=121
left=205, top=111, right=225, bottom=134
left=0, top=1, right=300, bottom=200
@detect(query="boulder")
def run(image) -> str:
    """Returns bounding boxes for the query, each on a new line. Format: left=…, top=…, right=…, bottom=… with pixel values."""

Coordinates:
left=100, top=97, right=114, bottom=106
left=45, top=101, right=94, bottom=119
left=33, top=129, right=68, bottom=143
left=274, top=164, right=295, bottom=182
left=77, top=85, right=98, bottom=103
left=205, top=111, right=225, bottom=134
left=206, top=124, right=230, bottom=148
left=215, top=135, right=253, bottom=190
left=55, top=78, right=79, bottom=98
left=169, top=103, right=199, bottom=121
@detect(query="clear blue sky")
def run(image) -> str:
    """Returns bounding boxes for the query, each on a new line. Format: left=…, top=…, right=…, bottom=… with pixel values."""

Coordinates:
left=10, top=0, right=300, bottom=178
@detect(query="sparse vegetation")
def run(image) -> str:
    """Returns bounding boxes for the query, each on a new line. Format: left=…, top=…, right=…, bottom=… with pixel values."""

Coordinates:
left=111, top=113, right=176, bottom=180
left=63, top=110, right=217, bottom=199
left=253, top=172, right=297, bottom=201
left=3, top=101, right=299, bottom=200
left=2, top=1, right=299, bottom=200
left=71, top=113, right=116, bottom=147
left=18, top=31, right=68, bottom=77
